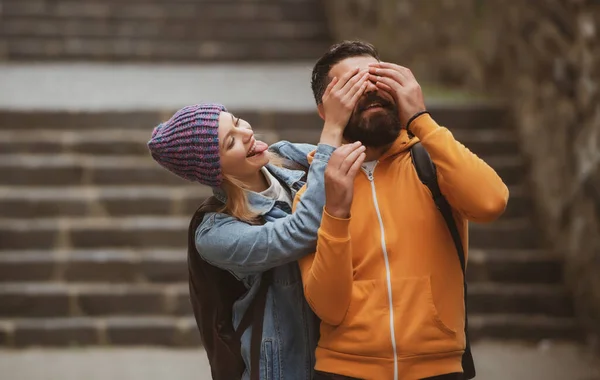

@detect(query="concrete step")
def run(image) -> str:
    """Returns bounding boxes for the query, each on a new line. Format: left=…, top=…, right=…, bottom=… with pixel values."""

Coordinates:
left=5, top=37, right=332, bottom=62
left=469, top=218, right=539, bottom=249
left=0, top=105, right=508, bottom=132
left=0, top=130, right=154, bottom=155
left=0, top=316, right=200, bottom=347
left=469, top=314, right=582, bottom=342
left=0, top=186, right=211, bottom=218
left=0, top=185, right=530, bottom=219
left=0, top=314, right=581, bottom=347
left=467, top=249, right=563, bottom=284
left=0, top=216, right=538, bottom=250
left=1, top=18, right=328, bottom=41
left=468, top=284, right=573, bottom=317
left=0, top=128, right=519, bottom=157
left=0, top=283, right=190, bottom=318
left=0, top=154, right=526, bottom=186
left=0, top=282, right=572, bottom=318
left=2, top=1, right=325, bottom=22
left=0, top=248, right=562, bottom=284
left=0, top=249, right=187, bottom=283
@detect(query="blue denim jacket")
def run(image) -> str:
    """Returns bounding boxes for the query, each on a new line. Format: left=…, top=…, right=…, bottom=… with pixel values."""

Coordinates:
left=196, top=141, right=335, bottom=380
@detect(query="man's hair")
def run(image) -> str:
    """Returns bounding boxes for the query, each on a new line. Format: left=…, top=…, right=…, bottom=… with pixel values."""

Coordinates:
left=311, top=40, right=380, bottom=105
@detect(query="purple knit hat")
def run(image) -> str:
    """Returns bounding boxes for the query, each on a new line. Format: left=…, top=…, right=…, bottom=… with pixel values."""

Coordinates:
left=147, top=103, right=227, bottom=187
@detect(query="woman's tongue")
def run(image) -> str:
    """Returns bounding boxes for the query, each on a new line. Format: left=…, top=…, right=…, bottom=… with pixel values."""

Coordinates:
left=253, top=140, right=269, bottom=155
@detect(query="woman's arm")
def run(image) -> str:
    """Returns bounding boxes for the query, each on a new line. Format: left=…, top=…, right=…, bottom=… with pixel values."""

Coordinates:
left=197, top=144, right=333, bottom=276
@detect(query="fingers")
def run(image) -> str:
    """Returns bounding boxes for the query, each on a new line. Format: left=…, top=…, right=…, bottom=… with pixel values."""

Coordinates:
left=329, top=141, right=362, bottom=168
left=368, top=67, right=407, bottom=85
left=349, top=79, right=369, bottom=107
left=347, top=152, right=366, bottom=178
left=322, top=77, right=339, bottom=101
left=338, top=144, right=367, bottom=174
left=332, top=67, right=360, bottom=93
left=370, top=61, right=414, bottom=78
left=340, top=69, right=368, bottom=93
left=368, top=74, right=402, bottom=94
left=374, top=80, right=394, bottom=94
left=343, top=71, right=369, bottom=105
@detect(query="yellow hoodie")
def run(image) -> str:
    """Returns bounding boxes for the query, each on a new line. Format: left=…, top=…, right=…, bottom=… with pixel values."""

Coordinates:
left=293, top=113, right=509, bottom=380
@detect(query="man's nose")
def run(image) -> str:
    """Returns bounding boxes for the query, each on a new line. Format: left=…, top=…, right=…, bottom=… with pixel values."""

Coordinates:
left=365, top=80, right=378, bottom=93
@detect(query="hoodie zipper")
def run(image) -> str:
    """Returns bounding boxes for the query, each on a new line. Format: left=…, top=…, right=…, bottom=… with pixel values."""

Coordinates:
left=361, top=163, right=398, bottom=380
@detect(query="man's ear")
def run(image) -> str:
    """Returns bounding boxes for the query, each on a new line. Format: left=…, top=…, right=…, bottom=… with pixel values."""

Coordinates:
left=317, top=104, right=326, bottom=121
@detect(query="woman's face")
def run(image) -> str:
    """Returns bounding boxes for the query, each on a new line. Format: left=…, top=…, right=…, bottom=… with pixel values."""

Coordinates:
left=218, top=112, right=270, bottom=181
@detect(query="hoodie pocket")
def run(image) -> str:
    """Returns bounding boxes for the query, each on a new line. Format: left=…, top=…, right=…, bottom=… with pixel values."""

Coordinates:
left=324, top=279, right=391, bottom=357
left=392, top=276, right=461, bottom=357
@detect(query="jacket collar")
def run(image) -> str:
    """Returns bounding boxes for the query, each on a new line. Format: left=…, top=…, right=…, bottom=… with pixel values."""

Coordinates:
left=212, top=165, right=306, bottom=215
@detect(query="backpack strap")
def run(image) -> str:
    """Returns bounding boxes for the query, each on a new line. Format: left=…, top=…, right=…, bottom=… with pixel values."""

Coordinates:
left=410, top=142, right=476, bottom=379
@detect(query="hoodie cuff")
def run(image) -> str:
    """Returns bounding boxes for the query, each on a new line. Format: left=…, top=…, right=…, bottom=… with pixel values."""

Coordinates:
left=320, top=208, right=351, bottom=241
left=408, top=113, right=440, bottom=140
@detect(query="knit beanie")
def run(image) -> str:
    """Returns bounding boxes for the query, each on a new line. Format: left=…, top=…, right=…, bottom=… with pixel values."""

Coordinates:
left=147, top=103, right=227, bottom=188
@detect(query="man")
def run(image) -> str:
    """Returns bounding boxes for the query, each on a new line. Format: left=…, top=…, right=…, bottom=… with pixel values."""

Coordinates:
left=293, top=41, right=509, bottom=380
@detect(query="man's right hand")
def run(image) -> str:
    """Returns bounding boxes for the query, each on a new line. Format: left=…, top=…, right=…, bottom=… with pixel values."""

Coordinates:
left=324, top=141, right=366, bottom=219
left=319, top=68, right=369, bottom=147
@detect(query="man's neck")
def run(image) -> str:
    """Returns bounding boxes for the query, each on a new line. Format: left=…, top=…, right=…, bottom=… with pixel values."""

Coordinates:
left=362, top=144, right=394, bottom=162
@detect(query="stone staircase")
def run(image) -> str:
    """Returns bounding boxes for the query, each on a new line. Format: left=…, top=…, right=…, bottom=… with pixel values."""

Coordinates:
left=0, top=105, right=581, bottom=347
left=0, top=0, right=331, bottom=62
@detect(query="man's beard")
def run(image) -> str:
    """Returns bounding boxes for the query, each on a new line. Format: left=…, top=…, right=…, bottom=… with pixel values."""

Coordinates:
left=343, top=92, right=402, bottom=148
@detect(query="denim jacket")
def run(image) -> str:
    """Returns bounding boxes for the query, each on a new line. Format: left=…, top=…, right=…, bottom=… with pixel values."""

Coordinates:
left=196, top=141, right=335, bottom=380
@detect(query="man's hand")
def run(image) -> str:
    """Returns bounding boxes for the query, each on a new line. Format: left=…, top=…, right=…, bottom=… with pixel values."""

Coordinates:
left=319, top=68, right=369, bottom=146
left=368, top=62, right=426, bottom=128
left=324, top=141, right=366, bottom=219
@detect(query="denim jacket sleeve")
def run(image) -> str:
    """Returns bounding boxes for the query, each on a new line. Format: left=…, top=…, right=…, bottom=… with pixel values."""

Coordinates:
left=268, top=140, right=316, bottom=169
left=195, top=143, right=335, bottom=277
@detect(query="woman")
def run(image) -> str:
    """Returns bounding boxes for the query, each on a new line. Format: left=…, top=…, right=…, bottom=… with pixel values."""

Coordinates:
left=147, top=69, right=370, bottom=380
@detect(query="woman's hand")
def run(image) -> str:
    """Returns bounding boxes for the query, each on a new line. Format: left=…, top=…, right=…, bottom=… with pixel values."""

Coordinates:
left=319, top=68, right=369, bottom=147
left=324, top=141, right=366, bottom=219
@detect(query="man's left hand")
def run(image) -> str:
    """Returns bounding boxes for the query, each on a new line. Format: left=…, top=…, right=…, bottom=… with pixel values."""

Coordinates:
left=368, top=62, right=426, bottom=128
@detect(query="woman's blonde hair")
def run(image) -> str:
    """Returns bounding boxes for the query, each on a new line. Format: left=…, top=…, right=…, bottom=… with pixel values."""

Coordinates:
left=217, top=152, right=285, bottom=225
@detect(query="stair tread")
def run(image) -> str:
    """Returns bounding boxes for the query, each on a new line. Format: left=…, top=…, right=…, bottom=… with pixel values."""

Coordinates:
left=0, top=248, right=182, bottom=256
left=0, top=314, right=578, bottom=327
left=0, top=154, right=154, bottom=167
left=0, top=184, right=525, bottom=198
left=0, top=282, right=188, bottom=293
left=0, top=315, right=196, bottom=328
left=0, top=247, right=556, bottom=261
left=0, top=185, right=209, bottom=200
left=0, top=281, right=568, bottom=295
left=0, top=216, right=532, bottom=229
left=468, top=283, right=568, bottom=295
left=0, top=153, right=525, bottom=166
left=469, top=313, right=578, bottom=327
left=469, top=248, right=561, bottom=262
left=0, top=128, right=517, bottom=141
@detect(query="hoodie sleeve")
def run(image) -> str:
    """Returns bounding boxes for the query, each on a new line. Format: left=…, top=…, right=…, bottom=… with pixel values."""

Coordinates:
left=297, top=208, right=354, bottom=326
left=410, top=113, right=509, bottom=223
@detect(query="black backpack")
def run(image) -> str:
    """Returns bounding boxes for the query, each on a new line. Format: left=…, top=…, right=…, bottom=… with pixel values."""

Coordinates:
left=188, top=197, right=271, bottom=380
left=187, top=142, right=475, bottom=380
